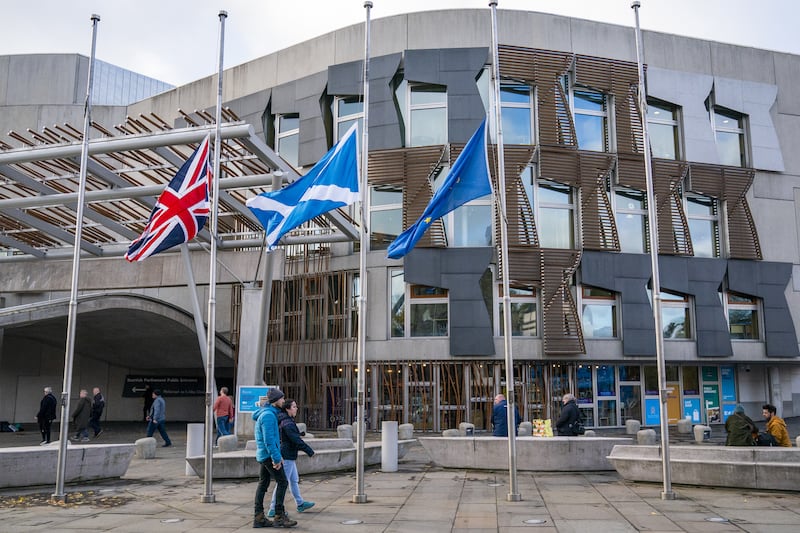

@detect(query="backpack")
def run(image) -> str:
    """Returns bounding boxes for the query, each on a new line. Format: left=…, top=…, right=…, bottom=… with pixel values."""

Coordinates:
left=569, top=415, right=585, bottom=435
left=756, top=432, right=778, bottom=447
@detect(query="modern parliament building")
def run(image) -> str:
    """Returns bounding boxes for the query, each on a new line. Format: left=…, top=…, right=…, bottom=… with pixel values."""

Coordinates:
left=1, top=8, right=799, bottom=432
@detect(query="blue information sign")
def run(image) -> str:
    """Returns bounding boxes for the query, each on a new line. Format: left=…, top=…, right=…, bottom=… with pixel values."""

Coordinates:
left=683, top=398, right=701, bottom=423
left=720, top=366, right=736, bottom=402
left=237, top=385, right=278, bottom=413
left=722, top=403, right=736, bottom=422
left=644, top=398, right=661, bottom=426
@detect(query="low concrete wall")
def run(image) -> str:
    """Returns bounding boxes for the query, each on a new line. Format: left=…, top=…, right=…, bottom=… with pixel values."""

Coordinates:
left=418, top=436, right=632, bottom=471
left=0, top=443, right=135, bottom=488
left=186, top=439, right=415, bottom=479
left=608, top=445, right=800, bottom=491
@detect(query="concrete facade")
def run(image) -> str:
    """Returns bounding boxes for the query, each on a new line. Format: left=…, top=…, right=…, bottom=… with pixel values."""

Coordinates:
left=2, top=9, right=800, bottom=433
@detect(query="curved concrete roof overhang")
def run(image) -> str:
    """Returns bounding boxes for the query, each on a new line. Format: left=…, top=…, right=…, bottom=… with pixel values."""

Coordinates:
left=0, top=293, right=234, bottom=370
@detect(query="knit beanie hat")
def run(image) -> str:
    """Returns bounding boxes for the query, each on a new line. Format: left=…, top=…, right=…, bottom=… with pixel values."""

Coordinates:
left=267, top=388, right=284, bottom=404
left=734, top=404, right=745, bottom=414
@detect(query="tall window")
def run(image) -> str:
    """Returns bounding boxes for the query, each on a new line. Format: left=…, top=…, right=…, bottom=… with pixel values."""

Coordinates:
left=499, top=84, right=533, bottom=144
left=572, top=87, right=608, bottom=152
left=434, top=162, right=492, bottom=248
left=614, top=187, right=648, bottom=253
left=712, top=107, right=747, bottom=167
left=537, top=180, right=575, bottom=248
left=727, top=292, right=760, bottom=340
left=581, top=286, right=618, bottom=338
left=497, top=285, right=537, bottom=337
left=370, top=185, right=402, bottom=250
left=276, top=114, right=300, bottom=168
left=660, top=290, right=691, bottom=339
left=409, top=285, right=448, bottom=337
left=686, top=194, right=720, bottom=258
left=647, top=100, right=680, bottom=159
left=406, top=83, right=447, bottom=147
left=334, top=96, right=363, bottom=142
left=390, top=270, right=405, bottom=337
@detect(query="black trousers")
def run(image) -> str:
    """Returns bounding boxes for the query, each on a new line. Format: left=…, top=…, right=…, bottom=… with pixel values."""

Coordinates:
left=254, top=459, right=289, bottom=516
left=38, top=418, right=53, bottom=442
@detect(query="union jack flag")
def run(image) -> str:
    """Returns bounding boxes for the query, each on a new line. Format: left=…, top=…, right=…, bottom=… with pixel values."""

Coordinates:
left=125, top=135, right=211, bottom=262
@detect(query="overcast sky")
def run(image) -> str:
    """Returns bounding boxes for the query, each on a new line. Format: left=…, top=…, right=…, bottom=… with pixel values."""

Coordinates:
left=4, top=0, right=799, bottom=87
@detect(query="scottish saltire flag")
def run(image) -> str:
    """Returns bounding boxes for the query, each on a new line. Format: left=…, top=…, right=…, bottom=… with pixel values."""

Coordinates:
left=125, top=135, right=211, bottom=262
left=246, top=123, right=359, bottom=250
left=387, top=119, right=491, bottom=259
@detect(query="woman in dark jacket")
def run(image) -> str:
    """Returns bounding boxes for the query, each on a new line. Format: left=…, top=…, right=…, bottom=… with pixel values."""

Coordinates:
left=725, top=404, right=756, bottom=446
left=267, top=399, right=315, bottom=517
left=555, top=393, right=581, bottom=436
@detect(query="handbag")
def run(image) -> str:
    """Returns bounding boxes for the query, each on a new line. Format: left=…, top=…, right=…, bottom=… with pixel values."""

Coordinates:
left=756, top=432, right=777, bottom=446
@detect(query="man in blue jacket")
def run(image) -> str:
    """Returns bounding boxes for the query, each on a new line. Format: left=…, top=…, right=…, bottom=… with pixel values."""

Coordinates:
left=492, top=394, right=521, bottom=437
left=252, top=388, right=297, bottom=528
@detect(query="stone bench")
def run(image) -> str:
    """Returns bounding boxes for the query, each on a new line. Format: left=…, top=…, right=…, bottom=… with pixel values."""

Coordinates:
left=187, top=438, right=416, bottom=478
left=0, top=443, right=135, bottom=489
left=608, top=445, right=800, bottom=491
left=418, top=436, right=632, bottom=471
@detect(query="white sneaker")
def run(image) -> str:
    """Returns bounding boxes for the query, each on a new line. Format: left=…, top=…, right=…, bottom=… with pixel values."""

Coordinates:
left=81, top=437, right=90, bottom=442
left=40, top=440, right=48, bottom=446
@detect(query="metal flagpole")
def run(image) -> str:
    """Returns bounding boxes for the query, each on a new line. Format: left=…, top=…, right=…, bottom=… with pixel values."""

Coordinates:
left=353, top=0, right=372, bottom=505
left=180, top=244, right=213, bottom=391
left=631, top=0, right=675, bottom=500
left=202, top=9, right=227, bottom=504
left=52, top=13, right=100, bottom=503
left=489, top=1, right=520, bottom=501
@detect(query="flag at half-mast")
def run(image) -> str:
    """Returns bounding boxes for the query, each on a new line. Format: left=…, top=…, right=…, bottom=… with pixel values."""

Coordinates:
left=125, top=135, right=211, bottom=262
left=387, top=119, right=491, bottom=259
left=246, top=123, right=359, bottom=250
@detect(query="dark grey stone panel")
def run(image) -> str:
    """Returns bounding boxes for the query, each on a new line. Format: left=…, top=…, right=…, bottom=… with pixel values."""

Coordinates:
left=728, top=260, right=799, bottom=358
left=404, top=247, right=495, bottom=356
left=328, top=54, right=403, bottom=150
left=269, top=73, right=327, bottom=167
left=225, top=89, right=271, bottom=138
left=405, top=48, right=488, bottom=144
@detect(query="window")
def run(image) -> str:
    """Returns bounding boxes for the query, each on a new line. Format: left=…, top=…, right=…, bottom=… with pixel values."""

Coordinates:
left=614, top=187, right=648, bottom=253
left=499, top=84, right=533, bottom=144
left=276, top=114, right=299, bottom=168
left=370, top=185, right=402, bottom=250
left=581, top=286, right=618, bottom=338
left=660, top=290, right=691, bottom=339
left=404, top=83, right=447, bottom=147
left=712, top=107, right=747, bottom=167
left=686, top=194, right=720, bottom=258
left=572, top=87, right=608, bottom=152
left=537, top=181, right=575, bottom=248
left=334, top=96, right=363, bottom=142
left=436, top=162, right=492, bottom=247
left=390, top=270, right=405, bottom=337
left=498, top=285, right=537, bottom=337
left=409, top=285, right=448, bottom=337
left=727, top=292, right=760, bottom=340
left=647, top=100, right=680, bottom=159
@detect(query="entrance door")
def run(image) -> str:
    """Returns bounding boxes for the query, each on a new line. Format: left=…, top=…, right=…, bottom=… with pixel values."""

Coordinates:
left=619, top=385, right=641, bottom=424
left=666, top=382, right=681, bottom=424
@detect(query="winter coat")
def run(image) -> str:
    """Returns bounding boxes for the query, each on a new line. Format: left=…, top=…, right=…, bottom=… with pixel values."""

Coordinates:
left=37, top=393, right=57, bottom=422
left=766, top=416, right=791, bottom=447
left=253, top=404, right=282, bottom=464
left=492, top=400, right=521, bottom=437
left=725, top=411, right=756, bottom=446
left=91, top=393, right=105, bottom=418
left=556, top=400, right=581, bottom=436
left=71, top=396, right=92, bottom=429
left=278, top=410, right=315, bottom=461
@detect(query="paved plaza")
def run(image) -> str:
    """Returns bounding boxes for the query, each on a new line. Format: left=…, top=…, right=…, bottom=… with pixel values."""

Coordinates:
left=1, top=422, right=799, bottom=532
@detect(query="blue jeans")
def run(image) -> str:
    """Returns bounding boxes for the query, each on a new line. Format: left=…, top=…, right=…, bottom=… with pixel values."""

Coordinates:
left=215, top=415, right=230, bottom=438
left=146, top=420, right=172, bottom=446
left=255, top=460, right=288, bottom=516
left=270, top=459, right=302, bottom=510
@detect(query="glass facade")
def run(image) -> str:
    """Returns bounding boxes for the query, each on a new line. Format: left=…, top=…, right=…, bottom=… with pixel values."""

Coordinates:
left=92, top=59, right=173, bottom=105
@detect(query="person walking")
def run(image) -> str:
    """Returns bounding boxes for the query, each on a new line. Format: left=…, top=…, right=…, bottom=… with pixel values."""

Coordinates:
left=492, top=393, right=521, bottom=437
left=71, top=389, right=92, bottom=442
left=142, top=384, right=154, bottom=422
left=555, top=393, right=581, bottom=436
left=90, top=387, right=105, bottom=438
left=36, top=386, right=58, bottom=445
left=213, top=386, right=234, bottom=441
left=268, top=399, right=315, bottom=518
left=725, top=404, right=757, bottom=446
left=252, top=388, right=297, bottom=528
left=146, top=389, right=172, bottom=447
left=761, top=403, right=791, bottom=447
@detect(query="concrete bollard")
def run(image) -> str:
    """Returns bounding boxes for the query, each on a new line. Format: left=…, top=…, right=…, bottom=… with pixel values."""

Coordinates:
left=218, top=434, right=238, bottom=452
left=398, top=423, right=414, bottom=440
left=693, top=425, right=711, bottom=443
left=337, top=424, right=353, bottom=441
left=637, top=429, right=657, bottom=445
left=442, top=429, right=461, bottom=437
left=677, top=418, right=693, bottom=434
left=381, top=421, right=398, bottom=472
left=135, top=437, right=157, bottom=460
left=459, top=422, right=475, bottom=436
left=518, top=421, right=533, bottom=436
left=245, top=439, right=257, bottom=450
left=796, top=436, right=800, bottom=448
left=625, top=419, right=641, bottom=435
left=583, top=429, right=596, bottom=437
left=185, top=423, right=204, bottom=475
